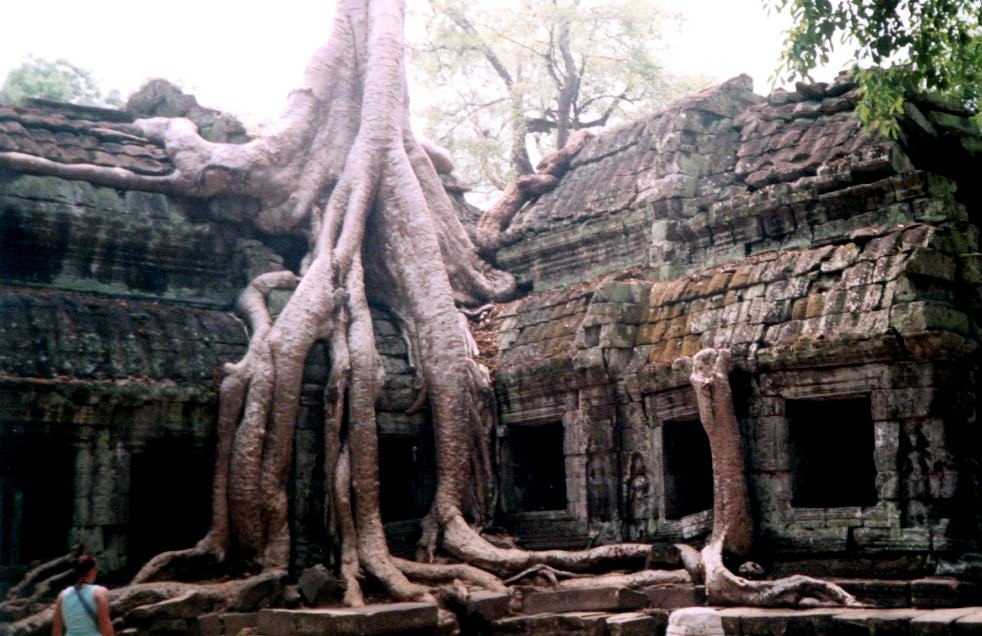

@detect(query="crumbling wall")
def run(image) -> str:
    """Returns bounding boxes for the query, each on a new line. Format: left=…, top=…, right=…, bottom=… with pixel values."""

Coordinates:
left=487, top=75, right=982, bottom=573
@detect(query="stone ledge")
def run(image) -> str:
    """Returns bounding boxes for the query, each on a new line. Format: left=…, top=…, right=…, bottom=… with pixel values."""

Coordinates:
left=256, top=602, right=439, bottom=635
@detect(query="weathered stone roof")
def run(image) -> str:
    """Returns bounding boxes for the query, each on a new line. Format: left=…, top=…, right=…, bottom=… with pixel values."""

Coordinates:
left=0, top=101, right=173, bottom=175
left=497, top=74, right=981, bottom=292
left=491, top=221, right=978, bottom=397
left=0, top=286, right=246, bottom=384
left=488, top=70, right=982, bottom=386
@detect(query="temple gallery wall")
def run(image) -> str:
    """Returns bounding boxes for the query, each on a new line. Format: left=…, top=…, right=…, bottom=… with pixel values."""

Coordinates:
left=1, top=74, right=980, bottom=591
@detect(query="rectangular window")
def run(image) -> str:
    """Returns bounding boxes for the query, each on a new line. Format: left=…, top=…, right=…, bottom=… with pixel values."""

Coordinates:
left=662, top=418, right=714, bottom=519
left=502, top=422, right=567, bottom=513
left=788, top=398, right=877, bottom=508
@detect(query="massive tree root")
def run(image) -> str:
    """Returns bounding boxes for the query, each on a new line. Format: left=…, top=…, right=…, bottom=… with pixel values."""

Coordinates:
left=1, top=1, right=860, bottom=631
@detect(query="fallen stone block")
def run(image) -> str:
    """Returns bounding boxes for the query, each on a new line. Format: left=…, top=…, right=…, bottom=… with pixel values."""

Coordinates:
left=257, top=601, right=438, bottom=635
left=297, top=564, right=341, bottom=606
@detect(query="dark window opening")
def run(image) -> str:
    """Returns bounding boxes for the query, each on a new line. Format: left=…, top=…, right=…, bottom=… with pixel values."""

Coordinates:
left=663, top=419, right=714, bottom=519
left=129, top=438, right=212, bottom=567
left=0, top=423, right=74, bottom=566
left=788, top=398, right=877, bottom=508
left=379, top=435, right=436, bottom=523
left=502, top=422, right=567, bottom=513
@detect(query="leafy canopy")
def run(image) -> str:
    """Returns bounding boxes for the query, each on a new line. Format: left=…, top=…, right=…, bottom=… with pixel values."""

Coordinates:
left=0, top=56, right=122, bottom=108
left=409, top=0, right=705, bottom=196
left=771, top=0, right=982, bottom=136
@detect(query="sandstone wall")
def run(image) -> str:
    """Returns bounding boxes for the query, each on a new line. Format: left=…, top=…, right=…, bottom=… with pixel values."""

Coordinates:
left=487, top=75, right=982, bottom=572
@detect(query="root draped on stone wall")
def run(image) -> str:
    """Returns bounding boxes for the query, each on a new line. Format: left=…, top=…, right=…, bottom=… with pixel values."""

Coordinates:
left=0, top=0, right=858, bottom=631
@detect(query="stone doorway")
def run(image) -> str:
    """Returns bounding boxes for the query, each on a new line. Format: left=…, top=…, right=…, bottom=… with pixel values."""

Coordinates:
left=128, top=437, right=212, bottom=569
left=0, top=422, right=74, bottom=589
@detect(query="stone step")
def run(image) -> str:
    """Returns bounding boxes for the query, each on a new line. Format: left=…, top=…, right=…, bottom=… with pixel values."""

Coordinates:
left=520, top=586, right=649, bottom=614
left=833, top=578, right=911, bottom=608
left=193, top=612, right=258, bottom=636
left=714, top=605, right=982, bottom=635
left=605, top=611, right=665, bottom=635
left=256, top=601, right=439, bottom=635
left=909, top=607, right=982, bottom=635
left=642, top=583, right=707, bottom=609
left=491, top=609, right=669, bottom=635
left=911, top=578, right=982, bottom=608
left=491, top=610, right=611, bottom=635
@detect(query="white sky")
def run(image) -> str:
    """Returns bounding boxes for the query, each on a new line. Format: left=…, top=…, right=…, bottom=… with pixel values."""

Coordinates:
left=0, top=1, right=848, bottom=125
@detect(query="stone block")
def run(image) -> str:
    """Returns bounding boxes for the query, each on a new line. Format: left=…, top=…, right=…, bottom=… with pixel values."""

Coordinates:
left=221, top=613, right=258, bottom=635
left=491, top=611, right=608, bottom=635
left=822, top=243, right=860, bottom=272
left=467, top=590, right=512, bottom=622
left=832, top=579, right=910, bottom=608
left=191, top=614, right=222, bottom=636
left=889, top=302, right=969, bottom=336
left=599, top=323, right=637, bottom=348
left=831, top=608, right=923, bottom=634
left=911, top=578, right=982, bottom=608
left=642, top=584, right=707, bottom=609
left=521, top=587, right=649, bottom=614
left=297, top=563, right=341, bottom=606
left=959, top=253, right=982, bottom=284
left=666, top=607, right=724, bottom=636
left=909, top=607, right=982, bottom=636
left=257, top=602, right=439, bottom=635
left=595, top=281, right=649, bottom=304
left=717, top=607, right=840, bottom=635
left=905, top=249, right=957, bottom=281
left=126, top=591, right=216, bottom=624
left=605, top=611, right=661, bottom=636
left=852, top=527, right=931, bottom=552
left=146, top=619, right=191, bottom=633
left=954, top=610, right=982, bottom=634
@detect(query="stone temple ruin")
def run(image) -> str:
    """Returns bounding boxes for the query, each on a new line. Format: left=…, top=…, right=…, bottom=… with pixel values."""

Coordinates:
left=2, top=73, right=982, bottom=632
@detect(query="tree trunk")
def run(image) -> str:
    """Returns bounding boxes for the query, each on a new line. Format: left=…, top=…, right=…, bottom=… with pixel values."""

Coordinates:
left=689, top=348, right=858, bottom=607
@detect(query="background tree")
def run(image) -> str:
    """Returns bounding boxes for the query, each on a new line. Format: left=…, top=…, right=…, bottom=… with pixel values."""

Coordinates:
left=0, top=56, right=122, bottom=108
left=771, top=0, right=981, bottom=136
left=409, top=0, right=705, bottom=197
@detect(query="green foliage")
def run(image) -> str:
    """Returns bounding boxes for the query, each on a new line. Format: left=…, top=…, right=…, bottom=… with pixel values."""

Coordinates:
left=771, top=0, right=982, bottom=136
left=0, top=57, right=122, bottom=108
left=408, top=0, right=705, bottom=195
